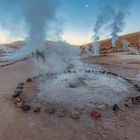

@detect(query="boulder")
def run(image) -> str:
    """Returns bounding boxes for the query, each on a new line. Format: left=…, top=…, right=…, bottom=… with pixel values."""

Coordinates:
left=47, top=108, right=56, bottom=114
left=71, top=111, right=80, bottom=119
left=26, top=78, right=33, bottom=82
left=21, top=105, right=31, bottom=112
left=12, top=90, right=22, bottom=98
left=98, top=105, right=106, bottom=110
left=57, top=110, right=65, bottom=117
left=135, top=86, right=140, bottom=92
left=69, top=83, right=78, bottom=88
left=19, top=83, right=24, bottom=86
left=112, top=104, right=119, bottom=111
left=16, top=101, right=23, bottom=108
left=125, top=99, right=133, bottom=107
left=17, top=85, right=24, bottom=90
left=90, top=111, right=102, bottom=120
left=33, top=107, right=41, bottom=113
left=131, top=96, right=140, bottom=105
left=106, top=72, right=112, bottom=75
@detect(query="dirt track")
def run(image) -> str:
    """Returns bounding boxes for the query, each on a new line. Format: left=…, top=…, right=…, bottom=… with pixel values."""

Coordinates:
left=0, top=53, right=140, bottom=140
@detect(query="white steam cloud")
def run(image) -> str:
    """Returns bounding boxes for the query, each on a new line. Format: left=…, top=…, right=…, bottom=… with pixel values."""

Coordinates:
left=21, top=0, right=60, bottom=51
left=1, top=0, right=61, bottom=59
left=93, top=0, right=132, bottom=48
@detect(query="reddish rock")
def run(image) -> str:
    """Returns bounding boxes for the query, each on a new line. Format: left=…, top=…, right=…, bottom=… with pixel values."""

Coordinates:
left=90, top=111, right=102, bottom=120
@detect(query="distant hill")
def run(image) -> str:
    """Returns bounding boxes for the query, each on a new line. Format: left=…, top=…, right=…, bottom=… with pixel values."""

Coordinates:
left=2, top=40, right=77, bottom=49
left=1, top=32, right=140, bottom=54
left=81, top=32, right=140, bottom=53
left=0, top=40, right=77, bottom=57
left=2, top=41, right=25, bottom=49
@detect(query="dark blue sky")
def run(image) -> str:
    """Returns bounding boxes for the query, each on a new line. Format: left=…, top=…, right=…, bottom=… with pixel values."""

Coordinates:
left=0, top=0, right=139, bottom=45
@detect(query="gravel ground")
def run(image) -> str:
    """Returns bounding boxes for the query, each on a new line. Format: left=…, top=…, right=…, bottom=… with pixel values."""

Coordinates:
left=0, top=53, right=140, bottom=140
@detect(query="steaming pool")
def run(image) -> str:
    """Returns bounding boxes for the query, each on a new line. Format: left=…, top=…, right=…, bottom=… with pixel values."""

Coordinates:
left=35, top=65, right=137, bottom=111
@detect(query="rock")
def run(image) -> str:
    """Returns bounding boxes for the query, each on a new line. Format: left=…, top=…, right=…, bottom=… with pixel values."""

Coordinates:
left=125, top=99, right=133, bottom=107
left=12, top=90, right=22, bottom=98
left=33, top=76, right=37, bottom=79
left=26, top=78, right=33, bottom=82
left=112, top=73, right=118, bottom=76
left=126, top=79, right=133, bottom=83
left=135, top=86, right=140, bottom=92
left=71, top=111, right=80, bottom=119
left=47, top=108, right=56, bottom=114
left=98, top=105, right=106, bottom=110
left=90, top=111, right=102, bottom=120
left=69, top=83, right=77, bottom=88
left=12, top=97, right=22, bottom=104
left=21, top=105, right=31, bottom=112
left=116, top=125, right=121, bottom=128
left=112, top=104, right=119, bottom=111
left=134, top=84, right=139, bottom=88
left=19, top=83, right=24, bottom=86
left=131, top=96, right=140, bottom=105
left=137, top=88, right=140, bottom=92
left=101, top=71, right=106, bottom=74
left=15, top=89, right=22, bottom=93
left=73, top=70, right=76, bottom=73
left=39, top=74, right=43, bottom=77
left=133, top=85, right=140, bottom=92
left=107, top=72, right=112, bottom=75
left=16, top=101, right=23, bottom=108
left=17, top=85, right=24, bottom=89
left=67, top=70, right=71, bottom=73
left=57, top=110, right=65, bottom=117
left=16, top=97, right=22, bottom=102
left=87, top=70, right=91, bottom=73
left=33, top=107, right=41, bottom=113
left=85, top=70, right=88, bottom=73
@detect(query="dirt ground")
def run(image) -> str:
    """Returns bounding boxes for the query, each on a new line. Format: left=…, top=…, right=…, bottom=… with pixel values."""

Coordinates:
left=1, top=52, right=140, bottom=140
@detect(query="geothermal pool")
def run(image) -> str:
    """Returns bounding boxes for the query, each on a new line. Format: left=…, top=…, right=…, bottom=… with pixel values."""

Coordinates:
left=3, top=42, right=140, bottom=112
left=36, top=64, right=135, bottom=111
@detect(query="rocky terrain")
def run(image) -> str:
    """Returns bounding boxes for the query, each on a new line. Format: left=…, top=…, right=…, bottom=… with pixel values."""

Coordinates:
left=0, top=32, right=140, bottom=140
left=81, top=32, right=140, bottom=53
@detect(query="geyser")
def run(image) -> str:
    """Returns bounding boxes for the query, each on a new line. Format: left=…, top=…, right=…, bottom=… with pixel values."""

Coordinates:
left=2, top=0, right=61, bottom=60
left=93, top=0, right=132, bottom=49
left=92, top=5, right=115, bottom=55
left=92, top=36, right=100, bottom=56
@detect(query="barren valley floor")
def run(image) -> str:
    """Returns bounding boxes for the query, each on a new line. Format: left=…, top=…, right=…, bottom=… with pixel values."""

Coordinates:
left=0, top=53, right=140, bottom=140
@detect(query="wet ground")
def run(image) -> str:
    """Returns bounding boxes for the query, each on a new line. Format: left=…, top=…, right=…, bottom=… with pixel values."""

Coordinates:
left=0, top=52, right=140, bottom=140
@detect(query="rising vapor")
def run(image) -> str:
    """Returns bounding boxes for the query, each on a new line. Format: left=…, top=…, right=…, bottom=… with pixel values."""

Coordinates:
left=93, top=0, right=132, bottom=48
left=0, top=0, right=61, bottom=59
left=21, top=0, right=60, bottom=51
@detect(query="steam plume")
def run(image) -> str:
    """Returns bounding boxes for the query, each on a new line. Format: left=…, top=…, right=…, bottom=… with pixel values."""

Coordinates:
left=111, top=10, right=128, bottom=47
left=93, top=0, right=132, bottom=48
left=21, top=0, right=60, bottom=51
left=1, top=0, right=61, bottom=59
